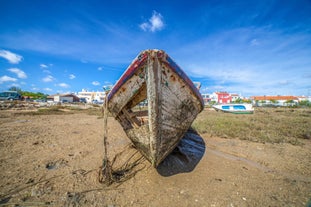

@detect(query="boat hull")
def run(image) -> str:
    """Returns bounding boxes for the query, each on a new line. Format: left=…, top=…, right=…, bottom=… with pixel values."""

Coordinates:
left=213, top=104, right=254, bottom=114
left=107, top=49, right=204, bottom=167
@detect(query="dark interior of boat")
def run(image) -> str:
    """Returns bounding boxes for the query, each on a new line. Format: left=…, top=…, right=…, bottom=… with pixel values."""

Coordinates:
left=117, top=82, right=149, bottom=130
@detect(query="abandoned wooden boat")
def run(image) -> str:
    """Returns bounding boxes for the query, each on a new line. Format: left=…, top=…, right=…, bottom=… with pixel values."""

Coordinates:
left=107, top=49, right=204, bottom=167
left=213, top=103, right=254, bottom=114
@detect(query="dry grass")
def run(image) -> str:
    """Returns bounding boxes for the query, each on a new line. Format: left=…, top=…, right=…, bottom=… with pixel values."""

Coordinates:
left=192, top=107, right=311, bottom=145
left=17, top=105, right=71, bottom=115
left=17, top=105, right=103, bottom=117
left=13, top=105, right=311, bottom=146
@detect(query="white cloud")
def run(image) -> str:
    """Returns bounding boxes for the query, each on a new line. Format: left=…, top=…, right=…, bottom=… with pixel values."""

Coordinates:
left=43, top=69, right=51, bottom=74
left=0, top=75, right=17, bottom=84
left=7, top=68, right=27, bottom=79
left=69, top=74, right=76, bottom=79
left=40, top=64, right=48, bottom=68
left=43, top=88, right=53, bottom=91
left=98, top=67, right=103, bottom=71
left=139, top=22, right=149, bottom=31
left=80, top=59, right=88, bottom=63
left=58, top=83, right=70, bottom=88
left=8, top=83, right=21, bottom=87
left=140, top=11, right=164, bottom=32
left=40, top=64, right=53, bottom=74
left=42, top=75, right=54, bottom=82
left=0, top=50, right=23, bottom=64
left=92, top=81, right=100, bottom=86
left=31, top=87, right=40, bottom=91
left=250, top=39, right=260, bottom=46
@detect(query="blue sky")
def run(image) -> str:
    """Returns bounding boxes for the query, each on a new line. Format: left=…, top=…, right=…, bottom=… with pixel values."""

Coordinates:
left=1, top=0, right=311, bottom=97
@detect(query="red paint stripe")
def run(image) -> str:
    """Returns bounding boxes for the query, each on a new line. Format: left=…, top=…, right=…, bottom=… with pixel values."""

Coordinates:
left=107, top=53, right=148, bottom=101
left=108, top=50, right=204, bottom=110
left=163, top=54, right=204, bottom=108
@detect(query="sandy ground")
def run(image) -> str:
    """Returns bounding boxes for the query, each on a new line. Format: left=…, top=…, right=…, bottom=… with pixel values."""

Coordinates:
left=0, top=110, right=310, bottom=207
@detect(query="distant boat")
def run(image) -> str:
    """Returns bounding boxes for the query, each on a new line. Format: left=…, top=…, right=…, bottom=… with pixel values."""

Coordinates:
left=107, top=49, right=204, bottom=167
left=213, top=103, right=254, bottom=114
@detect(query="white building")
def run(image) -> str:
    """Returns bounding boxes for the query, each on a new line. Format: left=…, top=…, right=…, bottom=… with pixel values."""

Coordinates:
left=47, top=94, right=80, bottom=103
left=297, top=96, right=311, bottom=102
left=230, top=93, right=240, bottom=102
left=77, top=89, right=106, bottom=103
left=250, top=95, right=299, bottom=106
left=201, top=93, right=212, bottom=105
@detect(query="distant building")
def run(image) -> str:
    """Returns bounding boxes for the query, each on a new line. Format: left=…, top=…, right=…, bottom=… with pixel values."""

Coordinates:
left=230, top=93, right=240, bottom=102
left=297, top=96, right=311, bottom=102
left=77, top=89, right=106, bottom=103
left=201, top=93, right=212, bottom=105
left=212, top=91, right=232, bottom=104
left=48, top=94, right=80, bottom=103
left=250, top=95, right=299, bottom=106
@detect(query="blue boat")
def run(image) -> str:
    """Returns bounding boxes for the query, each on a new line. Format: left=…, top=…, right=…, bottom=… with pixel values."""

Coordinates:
left=213, top=104, right=254, bottom=114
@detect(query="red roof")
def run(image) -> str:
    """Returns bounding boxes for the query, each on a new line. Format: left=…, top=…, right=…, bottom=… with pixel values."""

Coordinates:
left=215, top=91, right=229, bottom=95
left=251, top=96, right=298, bottom=101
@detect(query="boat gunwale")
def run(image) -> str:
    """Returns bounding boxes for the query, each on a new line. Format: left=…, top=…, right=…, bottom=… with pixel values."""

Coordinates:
left=107, top=50, right=204, bottom=109
left=163, top=54, right=204, bottom=109
left=107, top=52, right=148, bottom=102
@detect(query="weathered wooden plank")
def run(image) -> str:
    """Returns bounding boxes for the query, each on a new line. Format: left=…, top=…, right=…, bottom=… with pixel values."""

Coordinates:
left=146, top=52, right=163, bottom=166
left=108, top=68, right=146, bottom=116
left=121, top=109, right=141, bottom=128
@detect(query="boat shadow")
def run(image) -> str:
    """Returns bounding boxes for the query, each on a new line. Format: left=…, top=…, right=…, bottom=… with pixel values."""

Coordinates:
left=156, top=128, right=206, bottom=177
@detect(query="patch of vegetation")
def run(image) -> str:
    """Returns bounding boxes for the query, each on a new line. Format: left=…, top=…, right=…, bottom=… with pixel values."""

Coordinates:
left=8, top=86, right=48, bottom=100
left=192, top=107, right=311, bottom=145
left=14, top=104, right=105, bottom=117
left=86, top=107, right=103, bottom=117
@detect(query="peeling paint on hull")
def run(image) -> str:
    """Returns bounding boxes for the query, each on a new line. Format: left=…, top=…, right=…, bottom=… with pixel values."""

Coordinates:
left=107, top=49, right=204, bottom=167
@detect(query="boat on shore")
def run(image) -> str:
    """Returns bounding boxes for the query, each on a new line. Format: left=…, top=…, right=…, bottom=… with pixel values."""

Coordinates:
left=212, top=103, right=254, bottom=114
left=107, top=49, right=204, bottom=167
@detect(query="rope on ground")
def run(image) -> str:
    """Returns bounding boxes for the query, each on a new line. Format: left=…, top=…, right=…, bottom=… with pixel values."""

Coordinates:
left=99, top=92, right=146, bottom=186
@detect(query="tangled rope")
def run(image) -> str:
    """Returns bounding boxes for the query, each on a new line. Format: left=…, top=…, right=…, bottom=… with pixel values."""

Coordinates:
left=98, top=92, right=146, bottom=186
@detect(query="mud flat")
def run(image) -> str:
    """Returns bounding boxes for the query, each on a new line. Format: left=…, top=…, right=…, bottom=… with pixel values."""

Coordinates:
left=0, top=108, right=310, bottom=206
